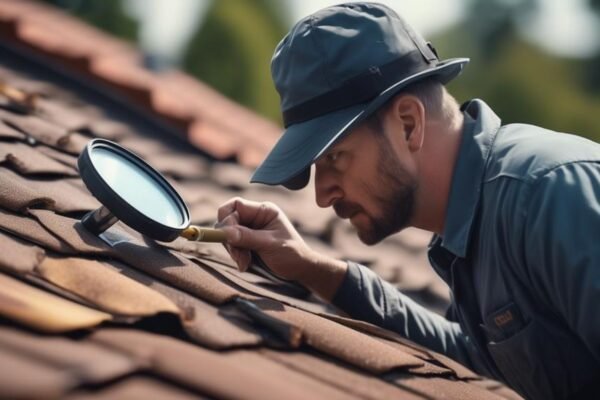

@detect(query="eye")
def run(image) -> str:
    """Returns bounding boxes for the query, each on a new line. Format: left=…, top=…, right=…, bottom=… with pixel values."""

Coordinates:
left=326, top=151, right=340, bottom=163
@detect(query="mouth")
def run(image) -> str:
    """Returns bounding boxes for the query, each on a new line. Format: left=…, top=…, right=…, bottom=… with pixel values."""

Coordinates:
left=349, top=212, right=367, bottom=229
left=333, top=202, right=362, bottom=220
left=336, top=210, right=358, bottom=220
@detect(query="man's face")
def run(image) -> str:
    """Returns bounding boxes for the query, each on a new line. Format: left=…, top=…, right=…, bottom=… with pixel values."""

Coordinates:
left=314, top=122, right=418, bottom=245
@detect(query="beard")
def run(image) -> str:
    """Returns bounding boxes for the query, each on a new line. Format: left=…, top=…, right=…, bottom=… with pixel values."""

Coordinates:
left=334, top=137, right=417, bottom=245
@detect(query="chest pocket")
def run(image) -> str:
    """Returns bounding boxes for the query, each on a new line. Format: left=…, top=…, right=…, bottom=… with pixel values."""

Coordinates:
left=484, top=303, right=598, bottom=400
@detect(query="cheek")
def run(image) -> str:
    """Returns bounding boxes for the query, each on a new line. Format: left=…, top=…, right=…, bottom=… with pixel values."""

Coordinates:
left=339, top=143, right=387, bottom=210
left=348, top=154, right=379, bottom=184
left=347, top=171, right=382, bottom=214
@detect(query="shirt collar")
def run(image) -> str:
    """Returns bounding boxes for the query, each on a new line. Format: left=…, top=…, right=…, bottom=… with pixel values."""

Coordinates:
left=437, top=99, right=501, bottom=258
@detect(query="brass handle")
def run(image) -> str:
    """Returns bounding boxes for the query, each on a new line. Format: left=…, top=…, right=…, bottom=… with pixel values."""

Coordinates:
left=180, top=226, right=227, bottom=242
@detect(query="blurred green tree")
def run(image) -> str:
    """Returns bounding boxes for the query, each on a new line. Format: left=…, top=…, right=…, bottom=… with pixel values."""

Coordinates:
left=39, top=0, right=138, bottom=42
left=182, top=0, right=287, bottom=123
left=436, top=0, right=600, bottom=141
left=585, top=0, right=600, bottom=93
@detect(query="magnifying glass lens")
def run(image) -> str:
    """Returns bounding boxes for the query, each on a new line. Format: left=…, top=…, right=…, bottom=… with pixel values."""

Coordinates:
left=90, top=147, right=184, bottom=227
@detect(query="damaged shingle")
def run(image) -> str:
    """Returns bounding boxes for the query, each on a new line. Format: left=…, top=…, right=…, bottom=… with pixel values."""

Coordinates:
left=36, top=256, right=181, bottom=317
left=0, top=272, right=111, bottom=333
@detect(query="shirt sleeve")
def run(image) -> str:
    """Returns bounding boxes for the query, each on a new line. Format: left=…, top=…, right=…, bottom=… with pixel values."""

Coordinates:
left=332, top=261, right=491, bottom=375
left=523, top=161, right=600, bottom=362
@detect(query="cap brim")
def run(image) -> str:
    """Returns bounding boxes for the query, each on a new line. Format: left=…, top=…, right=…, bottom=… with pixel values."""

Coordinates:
left=251, top=57, right=469, bottom=190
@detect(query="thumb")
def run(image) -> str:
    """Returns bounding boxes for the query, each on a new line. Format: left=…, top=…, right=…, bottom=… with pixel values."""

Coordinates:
left=221, top=225, right=274, bottom=250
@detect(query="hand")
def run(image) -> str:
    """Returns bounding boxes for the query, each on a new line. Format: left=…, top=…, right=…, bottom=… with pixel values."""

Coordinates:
left=217, top=197, right=317, bottom=281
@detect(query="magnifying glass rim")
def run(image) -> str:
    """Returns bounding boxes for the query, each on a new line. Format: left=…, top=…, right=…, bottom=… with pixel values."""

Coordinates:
left=78, top=138, right=190, bottom=241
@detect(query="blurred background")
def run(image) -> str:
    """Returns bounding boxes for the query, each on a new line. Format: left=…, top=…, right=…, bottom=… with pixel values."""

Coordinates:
left=41, top=0, right=600, bottom=142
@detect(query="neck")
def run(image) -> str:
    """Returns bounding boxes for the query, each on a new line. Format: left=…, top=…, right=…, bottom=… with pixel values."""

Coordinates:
left=412, top=111, right=464, bottom=235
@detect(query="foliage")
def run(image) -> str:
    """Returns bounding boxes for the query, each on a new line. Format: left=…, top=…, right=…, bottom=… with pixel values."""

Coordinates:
left=182, top=0, right=287, bottom=123
left=437, top=0, right=600, bottom=142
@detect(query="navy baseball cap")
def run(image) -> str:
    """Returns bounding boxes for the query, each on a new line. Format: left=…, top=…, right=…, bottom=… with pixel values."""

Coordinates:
left=251, top=2, right=469, bottom=190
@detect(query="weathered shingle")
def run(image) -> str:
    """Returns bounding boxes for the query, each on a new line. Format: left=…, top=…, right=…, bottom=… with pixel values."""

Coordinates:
left=0, top=169, right=99, bottom=213
left=65, top=376, right=207, bottom=400
left=0, top=208, right=72, bottom=253
left=36, top=256, right=181, bottom=316
left=0, top=230, right=45, bottom=274
left=0, top=326, right=137, bottom=385
left=0, top=272, right=112, bottom=333
left=89, top=328, right=357, bottom=400
left=0, top=141, right=78, bottom=176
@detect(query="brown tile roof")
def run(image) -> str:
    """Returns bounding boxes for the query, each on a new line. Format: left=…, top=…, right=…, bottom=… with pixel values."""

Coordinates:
left=0, top=0, right=281, bottom=168
left=0, top=2, right=522, bottom=399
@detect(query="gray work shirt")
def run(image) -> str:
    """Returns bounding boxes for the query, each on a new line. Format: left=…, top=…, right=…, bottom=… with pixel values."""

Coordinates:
left=332, top=99, right=600, bottom=400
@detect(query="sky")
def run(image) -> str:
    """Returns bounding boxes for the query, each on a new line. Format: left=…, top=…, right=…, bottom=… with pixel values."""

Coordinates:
left=124, top=0, right=600, bottom=63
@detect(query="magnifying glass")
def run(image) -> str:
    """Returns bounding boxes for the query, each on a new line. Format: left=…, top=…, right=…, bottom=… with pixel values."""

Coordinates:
left=78, top=138, right=225, bottom=243
left=77, top=139, right=309, bottom=297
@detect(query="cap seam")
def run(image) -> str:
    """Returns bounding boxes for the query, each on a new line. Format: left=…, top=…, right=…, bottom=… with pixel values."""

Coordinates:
left=308, top=16, right=336, bottom=90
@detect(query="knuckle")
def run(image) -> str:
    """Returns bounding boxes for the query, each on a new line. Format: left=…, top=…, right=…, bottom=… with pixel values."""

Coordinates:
left=219, top=197, right=246, bottom=221
left=222, top=214, right=235, bottom=225
left=221, top=197, right=236, bottom=207
left=266, top=236, right=280, bottom=248
left=237, top=226, right=247, bottom=242
left=263, top=201, right=279, bottom=211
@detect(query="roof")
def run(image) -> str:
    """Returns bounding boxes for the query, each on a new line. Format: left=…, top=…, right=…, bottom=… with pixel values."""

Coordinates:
left=0, top=0, right=280, bottom=167
left=0, top=1, right=521, bottom=399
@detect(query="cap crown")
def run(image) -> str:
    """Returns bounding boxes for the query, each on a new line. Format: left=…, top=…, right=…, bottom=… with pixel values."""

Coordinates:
left=271, top=3, right=437, bottom=113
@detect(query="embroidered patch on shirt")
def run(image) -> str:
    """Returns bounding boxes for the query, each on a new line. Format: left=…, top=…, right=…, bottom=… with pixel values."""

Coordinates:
left=484, top=302, right=526, bottom=341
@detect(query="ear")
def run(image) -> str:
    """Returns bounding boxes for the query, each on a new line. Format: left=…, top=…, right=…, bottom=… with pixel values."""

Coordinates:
left=388, top=95, right=425, bottom=153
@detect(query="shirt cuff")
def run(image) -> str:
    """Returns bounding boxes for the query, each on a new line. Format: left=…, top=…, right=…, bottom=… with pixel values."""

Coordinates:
left=331, top=261, right=364, bottom=311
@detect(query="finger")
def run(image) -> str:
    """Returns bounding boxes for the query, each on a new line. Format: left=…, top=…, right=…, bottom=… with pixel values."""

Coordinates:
left=220, top=215, right=252, bottom=271
left=219, top=213, right=239, bottom=257
left=216, top=211, right=239, bottom=228
left=221, top=214, right=248, bottom=271
left=217, top=197, right=236, bottom=222
left=220, top=225, right=274, bottom=250
left=238, top=250, right=252, bottom=272
left=217, top=197, right=246, bottom=222
left=226, top=245, right=250, bottom=272
left=224, top=243, right=251, bottom=272
left=230, top=246, right=242, bottom=265
left=218, top=197, right=279, bottom=228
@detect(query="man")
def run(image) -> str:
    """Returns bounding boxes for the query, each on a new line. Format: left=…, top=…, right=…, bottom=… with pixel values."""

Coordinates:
left=217, top=3, right=600, bottom=399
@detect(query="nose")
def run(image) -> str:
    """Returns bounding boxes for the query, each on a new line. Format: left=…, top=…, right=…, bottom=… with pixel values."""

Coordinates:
left=314, top=165, right=343, bottom=208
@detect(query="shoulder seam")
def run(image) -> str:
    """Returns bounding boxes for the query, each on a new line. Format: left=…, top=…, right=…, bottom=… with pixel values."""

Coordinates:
left=483, top=159, right=600, bottom=186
